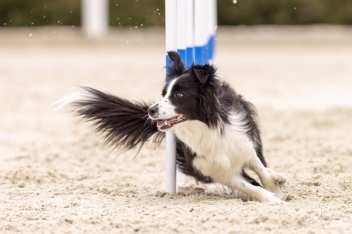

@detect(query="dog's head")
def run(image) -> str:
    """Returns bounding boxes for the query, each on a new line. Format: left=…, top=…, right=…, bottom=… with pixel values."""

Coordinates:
left=148, top=51, right=222, bottom=132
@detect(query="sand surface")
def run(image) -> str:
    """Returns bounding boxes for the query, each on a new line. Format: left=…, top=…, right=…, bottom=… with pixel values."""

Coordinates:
left=1, top=26, right=352, bottom=233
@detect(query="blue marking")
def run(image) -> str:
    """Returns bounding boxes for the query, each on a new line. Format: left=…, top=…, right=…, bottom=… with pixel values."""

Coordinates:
left=207, top=37, right=211, bottom=61
left=177, top=49, right=187, bottom=66
left=195, top=46, right=205, bottom=65
left=208, top=35, right=215, bottom=61
left=203, top=44, right=208, bottom=63
left=186, top=47, right=194, bottom=67
left=166, top=55, right=172, bottom=83
left=167, top=35, right=216, bottom=79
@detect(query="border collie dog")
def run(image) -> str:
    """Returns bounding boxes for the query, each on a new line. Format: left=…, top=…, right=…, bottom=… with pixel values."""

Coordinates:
left=57, top=51, right=286, bottom=203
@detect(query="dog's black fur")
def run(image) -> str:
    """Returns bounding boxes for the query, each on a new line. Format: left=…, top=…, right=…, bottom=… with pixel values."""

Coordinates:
left=66, top=87, right=164, bottom=151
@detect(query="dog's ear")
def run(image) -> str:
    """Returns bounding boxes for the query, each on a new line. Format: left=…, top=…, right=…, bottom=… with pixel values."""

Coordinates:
left=167, top=51, right=182, bottom=64
left=191, top=64, right=216, bottom=84
left=166, top=51, right=185, bottom=80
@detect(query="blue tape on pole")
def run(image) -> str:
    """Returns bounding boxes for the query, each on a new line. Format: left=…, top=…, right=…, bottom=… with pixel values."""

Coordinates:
left=186, top=47, right=193, bottom=67
left=204, top=44, right=208, bottom=63
left=206, top=38, right=210, bottom=63
left=207, top=35, right=215, bottom=62
left=169, top=35, right=215, bottom=81
left=166, top=54, right=172, bottom=83
left=195, top=46, right=205, bottom=65
left=177, top=49, right=187, bottom=68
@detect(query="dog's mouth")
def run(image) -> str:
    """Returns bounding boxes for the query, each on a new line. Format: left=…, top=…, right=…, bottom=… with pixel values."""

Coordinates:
left=156, top=114, right=188, bottom=130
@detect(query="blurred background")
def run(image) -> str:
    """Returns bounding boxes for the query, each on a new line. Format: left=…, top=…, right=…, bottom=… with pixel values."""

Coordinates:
left=1, top=0, right=352, bottom=140
left=1, top=0, right=352, bottom=27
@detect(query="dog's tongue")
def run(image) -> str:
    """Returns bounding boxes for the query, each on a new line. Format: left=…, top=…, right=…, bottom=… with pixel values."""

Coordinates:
left=157, top=120, right=166, bottom=128
left=157, top=117, right=176, bottom=128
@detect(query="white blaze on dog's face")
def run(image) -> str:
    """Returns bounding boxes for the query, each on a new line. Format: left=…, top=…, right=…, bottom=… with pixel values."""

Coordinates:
left=148, top=77, right=190, bottom=131
left=154, top=78, right=179, bottom=119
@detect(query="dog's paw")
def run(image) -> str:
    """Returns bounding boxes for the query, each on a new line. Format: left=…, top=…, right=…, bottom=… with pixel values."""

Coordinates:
left=262, top=168, right=287, bottom=201
left=272, top=186, right=286, bottom=200
left=267, top=196, right=288, bottom=204
left=267, top=168, right=286, bottom=186
left=261, top=190, right=287, bottom=204
left=263, top=182, right=285, bottom=200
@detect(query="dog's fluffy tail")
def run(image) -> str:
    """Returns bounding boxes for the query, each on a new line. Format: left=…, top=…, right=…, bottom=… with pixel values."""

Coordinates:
left=55, top=87, right=164, bottom=151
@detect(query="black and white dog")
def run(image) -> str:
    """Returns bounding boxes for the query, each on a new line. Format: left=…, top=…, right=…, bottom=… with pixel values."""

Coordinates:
left=57, top=51, right=286, bottom=203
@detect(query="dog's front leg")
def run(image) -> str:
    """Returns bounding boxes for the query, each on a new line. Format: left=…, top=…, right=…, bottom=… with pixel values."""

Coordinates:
left=247, top=151, right=287, bottom=201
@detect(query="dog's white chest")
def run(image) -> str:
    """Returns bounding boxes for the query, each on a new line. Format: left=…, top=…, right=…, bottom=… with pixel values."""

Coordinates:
left=175, top=120, right=253, bottom=176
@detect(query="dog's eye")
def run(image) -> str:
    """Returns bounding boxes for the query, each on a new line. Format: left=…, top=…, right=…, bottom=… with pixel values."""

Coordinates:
left=175, top=92, right=183, bottom=98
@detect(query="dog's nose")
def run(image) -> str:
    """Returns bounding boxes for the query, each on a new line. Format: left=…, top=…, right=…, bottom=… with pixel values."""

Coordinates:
left=148, top=105, right=159, bottom=117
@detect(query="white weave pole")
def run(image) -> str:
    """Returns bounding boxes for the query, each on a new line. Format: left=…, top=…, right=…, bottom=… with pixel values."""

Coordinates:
left=194, top=0, right=206, bottom=64
left=208, top=0, right=217, bottom=64
left=165, top=0, right=178, bottom=194
left=186, top=0, right=194, bottom=67
left=81, top=0, right=109, bottom=37
left=175, top=0, right=187, bottom=189
left=165, top=0, right=217, bottom=194
left=176, top=0, right=187, bottom=64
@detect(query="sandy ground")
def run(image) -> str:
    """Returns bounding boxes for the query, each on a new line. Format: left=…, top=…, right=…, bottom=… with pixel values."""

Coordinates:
left=1, top=26, right=352, bottom=233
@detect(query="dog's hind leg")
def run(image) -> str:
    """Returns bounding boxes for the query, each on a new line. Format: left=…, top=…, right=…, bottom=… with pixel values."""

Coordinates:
left=241, top=170, right=261, bottom=187
left=229, top=173, right=285, bottom=203
left=192, top=157, right=285, bottom=203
